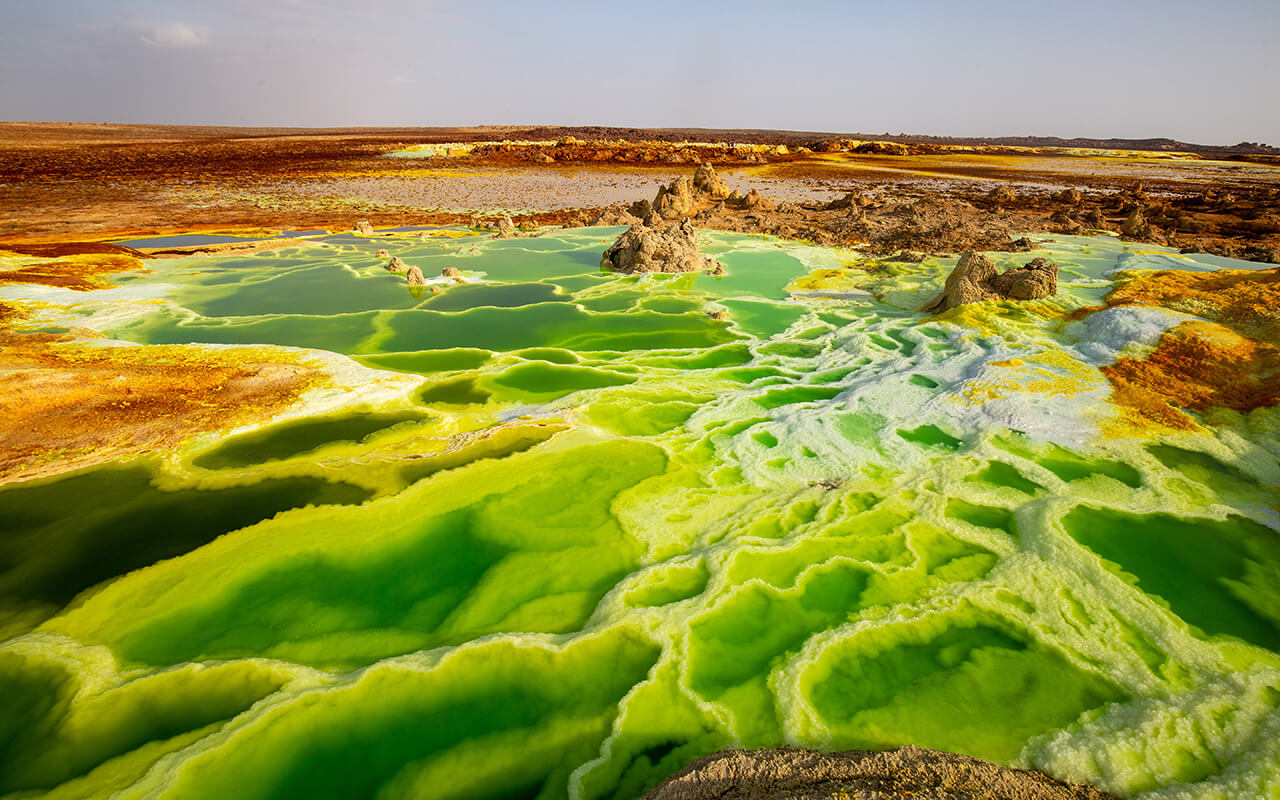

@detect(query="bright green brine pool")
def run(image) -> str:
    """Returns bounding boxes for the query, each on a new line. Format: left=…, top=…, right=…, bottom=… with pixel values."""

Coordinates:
left=2, top=227, right=1280, bottom=799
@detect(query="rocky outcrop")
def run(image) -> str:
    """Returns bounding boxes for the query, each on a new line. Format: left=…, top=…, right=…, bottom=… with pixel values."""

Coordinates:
left=1052, top=188, right=1083, bottom=205
left=990, top=185, right=1017, bottom=204
left=655, top=177, right=699, bottom=219
left=375, top=248, right=389, bottom=258
left=386, top=256, right=409, bottom=272
left=592, top=208, right=643, bottom=227
left=354, top=220, right=374, bottom=235
left=1120, top=207, right=1151, bottom=238
left=990, top=256, right=1059, bottom=299
left=601, top=219, right=724, bottom=275
left=692, top=163, right=732, bottom=200
left=921, top=252, right=1059, bottom=313
left=495, top=216, right=519, bottom=238
left=405, top=265, right=426, bottom=286
left=642, top=746, right=1118, bottom=800
left=441, top=266, right=461, bottom=277
left=742, top=189, right=777, bottom=212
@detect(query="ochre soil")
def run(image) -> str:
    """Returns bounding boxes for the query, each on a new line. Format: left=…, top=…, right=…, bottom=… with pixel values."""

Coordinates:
left=1101, top=268, right=1280, bottom=429
left=0, top=297, right=330, bottom=485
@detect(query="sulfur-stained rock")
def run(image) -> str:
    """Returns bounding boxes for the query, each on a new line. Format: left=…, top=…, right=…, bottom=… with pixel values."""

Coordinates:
left=601, top=219, right=724, bottom=275
left=375, top=249, right=389, bottom=258
left=692, top=162, right=732, bottom=200
left=354, top=220, right=374, bottom=235
left=989, top=256, right=1059, bottom=300
left=655, top=176, right=698, bottom=219
left=1121, top=207, right=1152, bottom=238
left=495, top=216, right=519, bottom=238
left=743, top=189, right=777, bottom=212
left=387, top=256, right=409, bottom=272
left=922, top=252, right=999, bottom=312
left=922, top=251, right=1059, bottom=312
left=990, top=185, right=1017, bottom=204
left=441, top=266, right=461, bottom=277
left=405, top=266, right=426, bottom=286
left=592, top=208, right=643, bottom=227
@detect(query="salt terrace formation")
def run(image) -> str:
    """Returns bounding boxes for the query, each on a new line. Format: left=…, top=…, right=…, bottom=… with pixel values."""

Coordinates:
left=2, top=124, right=1280, bottom=800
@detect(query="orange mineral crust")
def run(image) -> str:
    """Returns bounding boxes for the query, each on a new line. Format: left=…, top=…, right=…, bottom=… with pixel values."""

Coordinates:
left=0, top=321, right=330, bottom=484
left=1102, top=320, right=1280, bottom=430
left=0, top=251, right=148, bottom=292
left=1106, top=266, right=1280, bottom=339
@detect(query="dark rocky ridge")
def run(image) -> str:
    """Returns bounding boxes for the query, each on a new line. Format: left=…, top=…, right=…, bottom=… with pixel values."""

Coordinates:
left=642, top=746, right=1119, bottom=800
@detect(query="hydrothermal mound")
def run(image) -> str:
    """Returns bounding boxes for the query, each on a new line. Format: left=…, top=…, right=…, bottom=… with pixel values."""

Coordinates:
left=1, top=226, right=1278, bottom=800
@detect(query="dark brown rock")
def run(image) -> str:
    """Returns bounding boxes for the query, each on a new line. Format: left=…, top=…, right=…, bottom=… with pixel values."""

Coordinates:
left=641, top=746, right=1118, bottom=800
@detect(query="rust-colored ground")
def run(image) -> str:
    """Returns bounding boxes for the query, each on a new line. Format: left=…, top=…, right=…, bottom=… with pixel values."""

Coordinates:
left=0, top=308, right=330, bottom=484
left=1107, top=266, right=1280, bottom=339
left=1102, top=268, right=1280, bottom=429
left=0, top=251, right=149, bottom=291
left=1, top=123, right=1276, bottom=258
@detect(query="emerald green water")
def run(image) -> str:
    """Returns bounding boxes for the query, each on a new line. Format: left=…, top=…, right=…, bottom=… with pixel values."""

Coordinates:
left=3, top=229, right=1280, bottom=799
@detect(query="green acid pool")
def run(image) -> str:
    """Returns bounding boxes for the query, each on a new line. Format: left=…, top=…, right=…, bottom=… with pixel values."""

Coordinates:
left=2, top=227, right=1279, bottom=800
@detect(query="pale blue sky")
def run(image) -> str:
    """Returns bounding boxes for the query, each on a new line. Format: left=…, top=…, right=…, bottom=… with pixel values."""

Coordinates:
left=1, top=0, right=1276, bottom=145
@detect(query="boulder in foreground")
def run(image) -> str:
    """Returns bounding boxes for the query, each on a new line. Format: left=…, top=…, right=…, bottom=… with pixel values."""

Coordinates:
left=642, top=746, right=1118, bottom=800
left=601, top=219, right=724, bottom=275
left=921, top=252, right=1058, bottom=313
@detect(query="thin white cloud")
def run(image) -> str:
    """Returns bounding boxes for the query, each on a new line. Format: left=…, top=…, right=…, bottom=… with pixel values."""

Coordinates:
left=139, top=22, right=208, bottom=48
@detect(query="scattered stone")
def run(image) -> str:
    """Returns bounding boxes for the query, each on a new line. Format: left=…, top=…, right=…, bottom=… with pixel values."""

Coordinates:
left=442, top=266, right=461, bottom=277
left=405, top=266, right=426, bottom=286
left=1084, top=207, right=1107, bottom=229
left=1052, top=188, right=1083, bottom=204
left=601, top=219, right=724, bottom=275
left=921, top=251, right=1059, bottom=313
left=354, top=220, right=374, bottom=235
left=376, top=249, right=389, bottom=258
left=387, top=256, right=409, bottom=272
